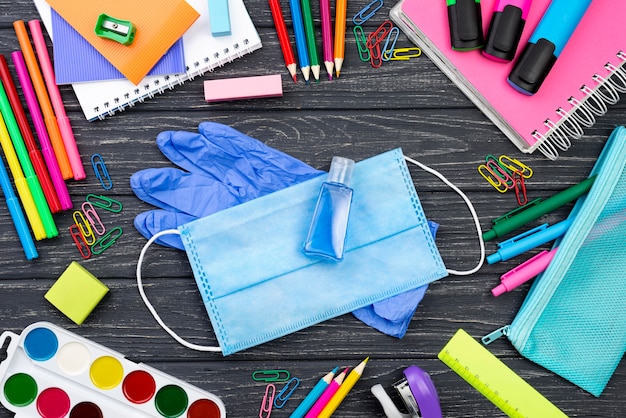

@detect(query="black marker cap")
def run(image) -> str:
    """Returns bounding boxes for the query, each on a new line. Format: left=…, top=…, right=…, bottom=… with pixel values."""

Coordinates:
left=483, top=5, right=526, bottom=62
left=447, top=0, right=484, bottom=51
left=508, top=38, right=557, bottom=95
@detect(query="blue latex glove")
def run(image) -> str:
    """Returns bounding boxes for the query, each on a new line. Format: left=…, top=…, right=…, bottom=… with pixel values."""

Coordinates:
left=130, top=122, right=324, bottom=249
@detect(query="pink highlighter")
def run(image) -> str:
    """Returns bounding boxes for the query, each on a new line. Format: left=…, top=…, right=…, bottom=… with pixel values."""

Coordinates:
left=483, top=0, right=533, bottom=62
left=492, top=247, right=557, bottom=297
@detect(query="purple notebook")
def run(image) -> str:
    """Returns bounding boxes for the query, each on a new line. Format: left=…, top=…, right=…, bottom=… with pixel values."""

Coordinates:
left=51, top=10, right=185, bottom=85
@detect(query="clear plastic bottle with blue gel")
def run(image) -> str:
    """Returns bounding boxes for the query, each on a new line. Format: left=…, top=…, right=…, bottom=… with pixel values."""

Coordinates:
left=303, top=156, right=355, bottom=261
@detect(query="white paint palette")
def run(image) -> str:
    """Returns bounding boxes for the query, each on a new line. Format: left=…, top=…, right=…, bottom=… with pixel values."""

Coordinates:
left=0, top=322, right=226, bottom=417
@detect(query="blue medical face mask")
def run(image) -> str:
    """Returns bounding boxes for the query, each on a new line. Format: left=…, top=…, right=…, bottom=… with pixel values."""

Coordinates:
left=137, top=148, right=484, bottom=355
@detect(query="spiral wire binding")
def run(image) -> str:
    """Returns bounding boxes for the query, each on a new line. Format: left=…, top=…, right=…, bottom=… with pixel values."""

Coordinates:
left=533, top=51, right=626, bottom=160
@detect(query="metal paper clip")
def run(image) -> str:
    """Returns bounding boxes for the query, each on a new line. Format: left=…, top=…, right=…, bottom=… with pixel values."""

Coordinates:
left=382, top=27, right=400, bottom=61
left=94, top=14, right=136, bottom=45
left=352, top=0, right=384, bottom=25
left=499, top=155, right=533, bottom=178
left=91, top=154, right=112, bottom=190
left=365, top=20, right=393, bottom=50
left=368, top=38, right=383, bottom=68
left=513, top=171, right=528, bottom=206
left=491, top=198, right=542, bottom=225
left=388, top=47, right=422, bottom=61
left=81, top=202, right=106, bottom=236
left=273, top=377, right=300, bottom=409
left=478, top=164, right=508, bottom=193
left=91, top=227, right=123, bottom=255
left=85, top=194, right=123, bottom=213
left=73, top=210, right=96, bottom=245
left=353, top=26, right=371, bottom=62
left=252, top=370, right=291, bottom=383
left=69, top=224, right=92, bottom=259
left=486, top=159, right=514, bottom=189
left=259, top=384, right=276, bottom=418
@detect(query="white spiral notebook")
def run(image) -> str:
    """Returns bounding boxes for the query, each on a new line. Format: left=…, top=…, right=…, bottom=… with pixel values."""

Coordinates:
left=34, top=0, right=262, bottom=121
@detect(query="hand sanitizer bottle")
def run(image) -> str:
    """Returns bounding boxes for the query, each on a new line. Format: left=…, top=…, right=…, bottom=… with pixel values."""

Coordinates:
left=303, top=156, right=355, bottom=261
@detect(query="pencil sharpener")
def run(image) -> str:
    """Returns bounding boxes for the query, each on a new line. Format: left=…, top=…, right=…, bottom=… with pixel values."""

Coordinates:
left=371, top=365, right=442, bottom=418
left=94, top=14, right=136, bottom=45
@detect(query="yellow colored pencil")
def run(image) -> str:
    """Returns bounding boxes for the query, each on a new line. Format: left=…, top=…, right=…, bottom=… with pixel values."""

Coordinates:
left=317, top=357, right=369, bottom=418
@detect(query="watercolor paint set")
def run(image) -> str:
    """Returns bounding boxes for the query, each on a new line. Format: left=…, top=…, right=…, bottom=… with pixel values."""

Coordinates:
left=0, top=322, right=226, bottom=417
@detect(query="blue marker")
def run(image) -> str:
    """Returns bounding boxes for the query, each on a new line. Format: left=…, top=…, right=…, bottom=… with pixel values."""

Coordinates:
left=486, top=218, right=572, bottom=264
left=0, top=152, right=38, bottom=260
left=288, top=0, right=311, bottom=83
left=508, top=0, right=592, bottom=95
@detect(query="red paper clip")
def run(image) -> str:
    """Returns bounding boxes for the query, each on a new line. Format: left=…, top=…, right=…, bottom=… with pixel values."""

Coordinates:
left=513, top=171, right=528, bottom=205
left=69, top=224, right=91, bottom=259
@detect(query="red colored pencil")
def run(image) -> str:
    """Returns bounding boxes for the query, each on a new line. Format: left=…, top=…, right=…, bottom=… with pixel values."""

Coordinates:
left=268, top=0, right=298, bottom=82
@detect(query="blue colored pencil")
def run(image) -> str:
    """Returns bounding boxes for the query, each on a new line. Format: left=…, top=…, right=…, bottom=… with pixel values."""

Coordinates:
left=289, top=367, right=338, bottom=418
left=288, top=0, right=311, bottom=83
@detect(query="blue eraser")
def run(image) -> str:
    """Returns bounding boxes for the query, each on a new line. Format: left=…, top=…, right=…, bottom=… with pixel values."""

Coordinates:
left=209, top=0, right=231, bottom=36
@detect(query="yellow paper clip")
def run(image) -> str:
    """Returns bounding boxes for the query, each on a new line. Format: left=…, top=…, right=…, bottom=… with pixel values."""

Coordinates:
left=499, top=155, right=533, bottom=178
left=478, top=164, right=508, bottom=193
left=353, top=26, right=371, bottom=62
left=81, top=202, right=106, bottom=236
left=73, top=210, right=96, bottom=245
left=352, top=0, right=384, bottom=25
left=252, top=369, right=291, bottom=382
left=86, top=194, right=123, bottom=213
left=69, top=224, right=92, bottom=259
left=91, top=154, right=112, bottom=190
left=388, top=47, right=422, bottom=61
left=382, top=27, right=400, bottom=61
left=259, top=384, right=276, bottom=418
left=273, top=377, right=300, bottom=409
left=486, top=159, right=514, bottom=189
left=513, top=171, right=528, bottom=206
left=91, top=227, right=123, bottom=255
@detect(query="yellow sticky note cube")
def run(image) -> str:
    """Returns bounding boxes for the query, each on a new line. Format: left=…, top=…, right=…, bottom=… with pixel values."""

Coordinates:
left=45, top=261, right=109, bottom=324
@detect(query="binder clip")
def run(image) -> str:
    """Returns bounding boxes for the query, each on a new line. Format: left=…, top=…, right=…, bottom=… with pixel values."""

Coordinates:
left=95, top=14, right=136, bottom=45
left=371, top=365, right=442, bottom=418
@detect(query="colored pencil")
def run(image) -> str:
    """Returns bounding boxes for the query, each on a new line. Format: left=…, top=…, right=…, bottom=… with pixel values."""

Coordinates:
left=304, top=367, right=348, bottom=418
left=29, top=20, right=85, bottom=180
left=289, top=367, right=338, bottom=418
left=334, top=0, right=348, bottom=77
left=269, top=0, right=298, bottom=82
left=288, top=0, right=311, bottom=82
left=319, top=0, right=334, bottom=79
left=301, top=0, right=320, bottom=81
left=318, top=357, right=369, bottom=418
left=13, top=20, right=72, bottom=180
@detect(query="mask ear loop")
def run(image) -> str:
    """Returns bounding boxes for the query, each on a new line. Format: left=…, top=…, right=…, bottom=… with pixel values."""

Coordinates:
left=404, top=155, right=485, bottom=275
left=136, top=229, right=222, bottom=352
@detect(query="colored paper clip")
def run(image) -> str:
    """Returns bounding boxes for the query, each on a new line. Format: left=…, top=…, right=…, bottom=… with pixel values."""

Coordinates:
left=91, top=154, right=113, bottom=190
left=352, top=0, right=384, bottom=25
left=388, top=47, right=422, bottom=61
left=252, top=370, right=291, bottom=383
left=72, top=210, right=96, bottom=246
left=365, top=20, right=393, bottom=50
left=478, top=164, right=508, bottom=193
left=353, top=26, right=371, bottom=62
left=69, top=224, right=92, bottom=259
left=86, top=194, right=123, bottom=213
left=368, top=38, right=383, bottom=68
left=499, top=155, right=533, bottom=178
left=486, top=159, right=514, bottom=189
left=91, top=227, right=123, bottom=255
left=513, top=171, right=528, bottom=206
left=382, top=27, right=400, bottom=61
left=273, top=377, right=300, bottom=409
left=94, top=14, right=136, bottom=45
left=491, top=198, right=542, bottom=225
left=259, top=384, right=276, bottom=418
left=81, top=202, right=106, bottom=236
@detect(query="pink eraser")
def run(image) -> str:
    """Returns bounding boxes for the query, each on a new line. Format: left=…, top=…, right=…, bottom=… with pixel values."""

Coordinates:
left=204, top=74, right=283, bottom=102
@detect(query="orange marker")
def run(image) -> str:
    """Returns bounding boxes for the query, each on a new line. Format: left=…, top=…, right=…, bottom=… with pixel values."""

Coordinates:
left=13, top=20, right=73, bottom=180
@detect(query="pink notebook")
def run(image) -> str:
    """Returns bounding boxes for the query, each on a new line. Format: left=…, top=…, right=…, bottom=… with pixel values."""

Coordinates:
left=390, top=0, right=626, bottom=159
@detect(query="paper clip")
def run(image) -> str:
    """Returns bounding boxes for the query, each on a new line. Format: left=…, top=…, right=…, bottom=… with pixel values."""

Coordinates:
left=498, top=155, right=533, bottom=179
left=273, top=377, right=300, bottom=409
left=86, top=194, right=123, bottom=213
left=513, top=171, right=528, bottom=206
left=81, top=202, right=106, bottom=236
left=252, top=370, right=291, bottom=383
left=478, top=164, right=508, bottom=193
left=368, top=38, right=383, bottom=68
left=352, top=0, right=384, bottom=25
left=382, top=27, right=400, bottom=61
left=388, top=47, right=422, bottom=61
left=69, top=224, right=92, bottom=259
left=91, top=227, right=123, bottom=255
left=91, top=154, right=112, bottom=190
left=94, top=14, right=136, bottom=45
left=491, top=198, right=542, bottom=225
left=73, top=210, right=96, bottom=245
left=353, top=26, right=371, bottom=62
left=365, top=20, right=393, bottom=50
left=259, top=384, right=276, bottom=418
left=486, top=159, right=514, bottom=189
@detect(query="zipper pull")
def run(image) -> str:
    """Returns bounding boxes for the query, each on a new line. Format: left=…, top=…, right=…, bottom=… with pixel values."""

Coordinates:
left=482, top=325, right=510, bottom=345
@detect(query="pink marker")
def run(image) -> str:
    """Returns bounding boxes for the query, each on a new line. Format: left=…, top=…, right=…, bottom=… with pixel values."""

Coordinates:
left=492, top=247, right=557, bottom=297
left=483, top=0, right=533, bottom=62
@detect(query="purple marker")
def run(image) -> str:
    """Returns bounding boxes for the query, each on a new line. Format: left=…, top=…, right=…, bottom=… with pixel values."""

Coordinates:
left=483, top=0, right=533, bottom=62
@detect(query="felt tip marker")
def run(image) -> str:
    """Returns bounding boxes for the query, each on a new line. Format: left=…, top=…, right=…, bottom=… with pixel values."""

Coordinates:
left=492, top=247, right=557, bottom=296
left=446, top=0, right=484, bottom=51
left=483, top=0, right=533, bottom=62
left=508, top=0, right=593, bottom=95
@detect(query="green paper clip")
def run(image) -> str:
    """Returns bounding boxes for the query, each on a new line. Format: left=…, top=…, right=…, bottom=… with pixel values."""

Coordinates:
left=95, top=14, right=136, bottom=45
left=252, top=370, right=291, bottom=382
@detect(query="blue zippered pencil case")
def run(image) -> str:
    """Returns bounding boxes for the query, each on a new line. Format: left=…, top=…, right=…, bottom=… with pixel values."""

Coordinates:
left=484, top=126, right=626, bottom=397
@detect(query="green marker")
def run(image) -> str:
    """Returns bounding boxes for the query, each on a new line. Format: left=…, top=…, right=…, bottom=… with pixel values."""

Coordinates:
left=482, top=175, right=596, bottom=241
left=301, top=0, right=321, bottom=82
left=0, top=81, right=57, bottom=238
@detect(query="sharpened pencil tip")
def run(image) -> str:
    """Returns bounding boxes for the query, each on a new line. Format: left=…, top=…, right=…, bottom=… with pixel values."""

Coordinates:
left=292, top=75, right=297, bottom=83
left=328, top=73, right=333, bottom=81
left=335, top=71, right=340, bottom=78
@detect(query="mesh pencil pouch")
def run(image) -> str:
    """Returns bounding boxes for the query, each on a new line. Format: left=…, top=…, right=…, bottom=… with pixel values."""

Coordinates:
left=484, top=126, right=626, bottom=397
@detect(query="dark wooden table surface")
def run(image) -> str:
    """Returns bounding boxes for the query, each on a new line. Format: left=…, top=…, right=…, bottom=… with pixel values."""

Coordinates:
left=0, top=0, right=624, bottom=417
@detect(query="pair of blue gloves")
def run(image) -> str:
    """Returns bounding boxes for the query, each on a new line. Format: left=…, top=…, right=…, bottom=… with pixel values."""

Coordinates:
left=131, top=122, right=432, bottom=338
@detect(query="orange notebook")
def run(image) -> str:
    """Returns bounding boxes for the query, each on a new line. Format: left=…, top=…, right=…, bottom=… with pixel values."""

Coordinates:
left=46, top=0, right=199, bottom=85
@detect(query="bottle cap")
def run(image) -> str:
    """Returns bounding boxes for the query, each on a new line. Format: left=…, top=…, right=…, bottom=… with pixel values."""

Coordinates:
left=327, top=157, right=355, bottom=186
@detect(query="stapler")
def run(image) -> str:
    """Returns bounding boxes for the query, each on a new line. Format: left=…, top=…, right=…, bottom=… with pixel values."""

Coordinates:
left=371, top=365, right=442, bottom=418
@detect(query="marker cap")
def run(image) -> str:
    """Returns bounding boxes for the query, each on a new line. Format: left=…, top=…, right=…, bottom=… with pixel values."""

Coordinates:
left=447, top=0, right=484, bottom=51
left=483, top=5, right=526, bottom=62
left=508, top=38, right=557, bottom=95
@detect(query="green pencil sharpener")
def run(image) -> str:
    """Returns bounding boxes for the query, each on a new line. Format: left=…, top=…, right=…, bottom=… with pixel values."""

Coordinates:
left=94, top=14, right=136, bottom=46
